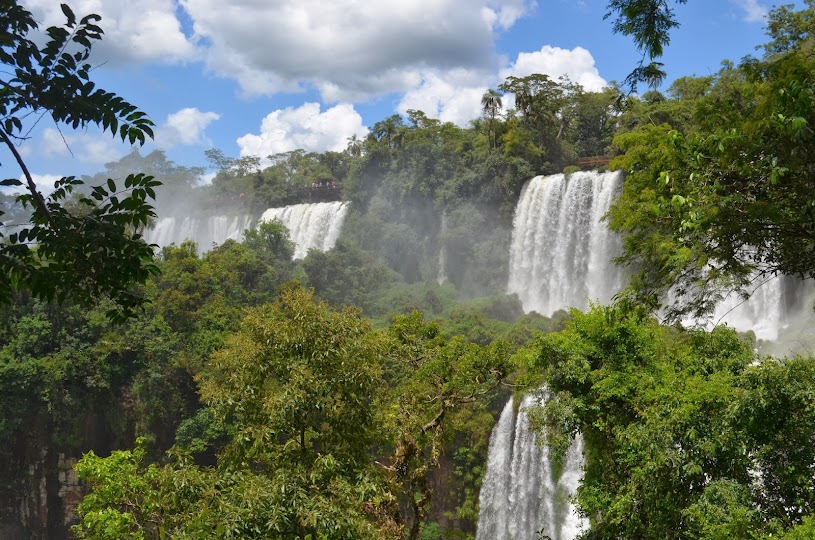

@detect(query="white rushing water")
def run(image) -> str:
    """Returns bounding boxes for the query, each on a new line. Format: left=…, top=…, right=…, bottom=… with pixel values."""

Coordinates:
left=506, top=171, right=810, bottom=342
left=477, top=394, right=585, bottom=540
left=507, top=171, right=626, bottom=316
left=259, top=201, right=349, bottom=259
left=144, top=215, right=254, bottom=253
left=437, top=210, right=448, bottom=285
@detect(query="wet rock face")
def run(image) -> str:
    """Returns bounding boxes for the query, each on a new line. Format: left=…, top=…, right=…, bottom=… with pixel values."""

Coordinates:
left=1, top=453, right=84, bottom=540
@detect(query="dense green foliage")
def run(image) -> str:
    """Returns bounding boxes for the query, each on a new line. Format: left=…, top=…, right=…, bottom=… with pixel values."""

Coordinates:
left=2, top=1, right=815, bottom=539
left=530, top=305, right=815, bottom=540
left=608, top=2, right=815, bottom=321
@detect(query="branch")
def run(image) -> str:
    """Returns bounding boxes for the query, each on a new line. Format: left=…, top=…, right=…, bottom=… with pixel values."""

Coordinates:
left=0, top=127, right=53, bottom=226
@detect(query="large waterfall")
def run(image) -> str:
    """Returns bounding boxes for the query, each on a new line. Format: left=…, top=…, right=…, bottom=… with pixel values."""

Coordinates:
left=143, top=202, right=350, bottom=259
left=507, top=171, right=626, bottom=316
left=260, top=201, right=349, bottom=260
left=144, top=215, right=254, bottom=253
left=477, top=394, right=585, bottom=540
left=506, top=171, right=810, bottom=343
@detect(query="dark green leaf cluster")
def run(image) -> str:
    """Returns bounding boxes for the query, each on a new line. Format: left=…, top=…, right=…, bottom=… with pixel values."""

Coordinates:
left=604, top=0, right=689, bottom=90
left=608, top=7, right=815, bottom=320
left=0, top=2, right=158, bottom=321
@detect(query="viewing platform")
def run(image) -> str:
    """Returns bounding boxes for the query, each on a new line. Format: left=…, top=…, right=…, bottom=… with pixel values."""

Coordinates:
left=281, top=184, right=343, bottom=205
left=575, top=155, right=611, bottom=169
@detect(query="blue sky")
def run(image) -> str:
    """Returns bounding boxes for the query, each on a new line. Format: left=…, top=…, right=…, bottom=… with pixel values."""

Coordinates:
left=3, top=0, right=801, bottom=190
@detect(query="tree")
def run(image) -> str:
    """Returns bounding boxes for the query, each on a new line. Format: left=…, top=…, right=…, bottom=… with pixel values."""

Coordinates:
left=346, top=133, right=363, bottom=157
left=531, top=304, right=815, bottom=540
left=73, top=286, right=398, bottom=539
left=0, top=2, right=158, bottom=321
left=498, top=74, right=578, bottom=168
left=371, top=114, right=406, bottom=148
left=608, top=4, right=815, bottom=320
left=382, top=311, right=512, bottom=540
left=480, top=89, right=503, bottom=152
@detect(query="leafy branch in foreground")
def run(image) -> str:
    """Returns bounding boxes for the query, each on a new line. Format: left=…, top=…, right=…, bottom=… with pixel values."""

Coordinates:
left=0, top=1, right=159, bottom=321
left=604, top=0, right=689, bottom=91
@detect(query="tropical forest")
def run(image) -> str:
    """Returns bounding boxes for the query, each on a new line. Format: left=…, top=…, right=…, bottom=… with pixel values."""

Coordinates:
left=1, top=1, right=815, bottom=539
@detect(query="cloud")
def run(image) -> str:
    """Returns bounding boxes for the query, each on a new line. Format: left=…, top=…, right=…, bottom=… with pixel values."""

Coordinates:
left=39, top=128, right=125, bottom=165
left=501, top=45, right=607, bottom=91
left=21, top=0, right=197, bottom=64
left=397, top=69, right=490, bottom=126
left=154, top=108, right=220, bottom=149
left=731, top=0, right=768, bottom=22
left=179, top=0, right=534, bottom=98
left=0, top=173, right=63, bottom=196
left=237, top=102, right=369, bottom=157
left=29, top=173, right=62, bottom=195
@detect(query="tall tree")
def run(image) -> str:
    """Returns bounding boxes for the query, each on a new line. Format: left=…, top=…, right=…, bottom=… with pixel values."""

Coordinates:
left=73, top=286, right=398, bottom=540
left=481, top=89, right=503, bottom=152
left=532, top=304, right=815, bottom=540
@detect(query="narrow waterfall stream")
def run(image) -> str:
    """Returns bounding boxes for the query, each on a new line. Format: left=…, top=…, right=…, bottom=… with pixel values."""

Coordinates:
left=437, top=210, right=448, bottom=285
left=476, top=394, right=585, bottom=540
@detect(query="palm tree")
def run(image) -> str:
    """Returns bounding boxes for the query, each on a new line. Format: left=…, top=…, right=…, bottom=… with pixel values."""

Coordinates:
left=481, top=89, right=502, bottom=152
left=346, top=134, right=363, bottom=157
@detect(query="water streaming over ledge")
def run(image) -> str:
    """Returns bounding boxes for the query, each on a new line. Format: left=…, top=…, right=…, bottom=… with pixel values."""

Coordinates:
left=143, top=201, right=349, bottom=260
left=260, top=201, right=349, bottom=260
left=144, top=215, right=254, bottom=254
left=476, top=394, right=585, bottom=540
left=506, top=171, right=811, bottom=342
left=437, top=210, right=448, bottom=285
left=507, top=171, right=626, bottom=316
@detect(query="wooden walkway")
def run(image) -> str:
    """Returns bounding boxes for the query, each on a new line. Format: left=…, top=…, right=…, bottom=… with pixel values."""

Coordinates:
left=575, top=156, right=611, bottom=169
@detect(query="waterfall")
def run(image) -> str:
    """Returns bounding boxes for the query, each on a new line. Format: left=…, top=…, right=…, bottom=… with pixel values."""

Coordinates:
left=507, top=171, right=625, bottom=316
left=437, top=210, right=448, bottom=285
left=505, top=171, right=811, bottom=343
left=259, top=201, right=349, bottom=260
left=707, top=275, right=815, bottom=343
left=143, top=215, right=254, bottom=253
left=477, top=394, right=585, bottom=540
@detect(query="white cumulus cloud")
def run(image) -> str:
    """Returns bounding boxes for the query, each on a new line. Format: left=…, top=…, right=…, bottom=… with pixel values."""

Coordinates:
left=501, top=45, right=607, bottom=91
left=155, top=108, right=220, bottom=149
left=2, top=173, right=63, bottom=196
left=21, top=0, right=197, bottom=64
left=39, top=127, right=126, bottom=165
left=397, top=69, right=490, bottom=127
left=731, top=0, right=768, bottom=22
left=237, top=103, right=369, bottom=157
left=180, top=0, right=534, bottom=99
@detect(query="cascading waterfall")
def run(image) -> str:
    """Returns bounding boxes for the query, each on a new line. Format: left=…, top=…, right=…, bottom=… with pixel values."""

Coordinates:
left=506, top=171, right=810, bottom=343
left=711, top=276, right=786, bottom=342
left=477, top=394, right=585, bottom=540
left=259, top=201, right=349, bottom=260
left=507, top=171, right=625, bottom=316
left=437, top=210, right=448, bottom=285
left=143, top=215, right=254, bottom=253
